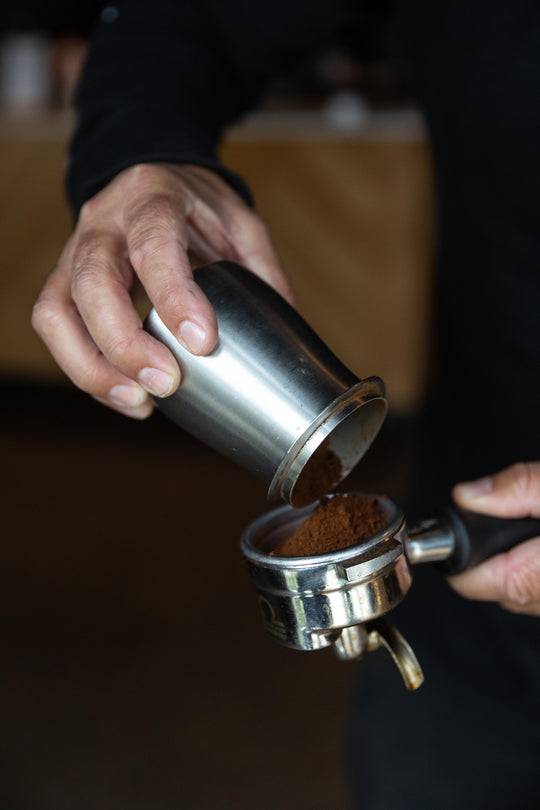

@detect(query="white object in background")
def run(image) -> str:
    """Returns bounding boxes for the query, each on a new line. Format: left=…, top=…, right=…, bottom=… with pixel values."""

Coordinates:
left=322, top=90, right=371, bottom=130
left=0, top=33, right=52, bottom=109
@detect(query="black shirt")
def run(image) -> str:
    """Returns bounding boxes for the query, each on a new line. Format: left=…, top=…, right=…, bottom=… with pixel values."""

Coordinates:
left=68, top=0, right=362, bottom=214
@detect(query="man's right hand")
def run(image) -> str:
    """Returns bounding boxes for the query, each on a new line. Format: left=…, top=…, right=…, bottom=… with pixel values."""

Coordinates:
left=32, top=162, right=294, bottom=418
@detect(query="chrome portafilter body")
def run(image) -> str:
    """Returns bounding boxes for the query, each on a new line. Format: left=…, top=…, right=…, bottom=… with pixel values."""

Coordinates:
left=240, top=494, right=424, bottom=687
left=144, top=262, right=387, bottom=507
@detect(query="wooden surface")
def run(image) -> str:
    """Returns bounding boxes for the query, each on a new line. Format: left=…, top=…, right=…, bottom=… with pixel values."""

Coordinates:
left=0, top=111, right=435, bottom=411
left=0, top=137, right=73, bottom=381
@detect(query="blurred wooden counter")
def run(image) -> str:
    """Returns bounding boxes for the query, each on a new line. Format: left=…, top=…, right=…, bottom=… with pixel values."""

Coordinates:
left=0, top=108, right=435, bottom=412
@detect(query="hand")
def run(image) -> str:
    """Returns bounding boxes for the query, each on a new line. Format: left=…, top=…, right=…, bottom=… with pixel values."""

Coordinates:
left=448, top=462, right=540, bottom=616
left=32, top=163, right=294, bottom=419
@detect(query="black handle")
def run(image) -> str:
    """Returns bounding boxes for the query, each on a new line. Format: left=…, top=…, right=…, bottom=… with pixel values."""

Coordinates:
left=437, top=506, right=540, bottom=576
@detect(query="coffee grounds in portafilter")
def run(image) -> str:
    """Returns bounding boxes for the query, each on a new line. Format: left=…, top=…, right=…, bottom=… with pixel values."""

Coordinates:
left=270, top=493, right=387, bottom=557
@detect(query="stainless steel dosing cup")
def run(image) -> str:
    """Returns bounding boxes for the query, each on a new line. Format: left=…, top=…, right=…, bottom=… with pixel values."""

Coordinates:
left=144, top=261, right=387, bottom=506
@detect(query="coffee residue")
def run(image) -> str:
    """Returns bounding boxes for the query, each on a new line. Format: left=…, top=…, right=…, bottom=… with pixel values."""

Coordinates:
left=291, top=438, right=343, bottom=507
left=270, top=493, right=387, bottom=557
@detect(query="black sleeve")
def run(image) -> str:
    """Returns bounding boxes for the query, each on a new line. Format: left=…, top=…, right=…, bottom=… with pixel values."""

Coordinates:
left=67, top=0, right=362, bottom=216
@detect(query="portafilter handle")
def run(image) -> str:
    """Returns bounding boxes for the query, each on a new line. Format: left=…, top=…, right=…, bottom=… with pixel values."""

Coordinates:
left=406, top=507, right=540, bottom=575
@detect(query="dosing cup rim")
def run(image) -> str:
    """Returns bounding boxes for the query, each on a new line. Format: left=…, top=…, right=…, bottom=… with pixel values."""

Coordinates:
left=268, top=377, right=387, bottom=507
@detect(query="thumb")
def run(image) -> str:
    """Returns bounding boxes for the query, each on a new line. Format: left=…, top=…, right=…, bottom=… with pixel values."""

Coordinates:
left=452, top=462, right=540, bottom=520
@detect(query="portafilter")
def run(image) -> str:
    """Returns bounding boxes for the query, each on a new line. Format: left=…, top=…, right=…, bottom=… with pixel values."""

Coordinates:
left=241, top=493, right=540, bottom=689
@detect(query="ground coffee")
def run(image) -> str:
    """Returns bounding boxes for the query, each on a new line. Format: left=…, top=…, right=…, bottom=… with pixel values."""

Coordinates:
left=270, top=493, right=387, bottom=557
left=291, top=438, right=343, bottom=506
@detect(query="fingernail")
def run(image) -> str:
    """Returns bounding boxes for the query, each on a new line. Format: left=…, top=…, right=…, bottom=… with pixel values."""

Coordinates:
left=456, top=476, right=493, bottom=499
left=109, top=384, right=146, bottom=408
left=179, top=320, right=206, bottom=354
left=138, top=367, right=175, bottom=397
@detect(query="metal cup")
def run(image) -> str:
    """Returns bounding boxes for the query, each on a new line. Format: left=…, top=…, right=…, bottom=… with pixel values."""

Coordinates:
left=144, top=261, right=387, bottom=506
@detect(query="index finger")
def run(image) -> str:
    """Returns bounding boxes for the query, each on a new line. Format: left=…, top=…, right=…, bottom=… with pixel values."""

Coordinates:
left=125, top=194, right=218, bottom=355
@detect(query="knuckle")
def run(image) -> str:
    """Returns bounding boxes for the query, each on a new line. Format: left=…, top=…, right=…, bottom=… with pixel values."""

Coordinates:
left=130, top=229, right=170, bottom=264
left=71, top=231, right=112, bottom=294
left=73, top=228, right=107, bottom=260
left=103, top=330, right=138, bottom=365
left=75, top=363, right=102, bottom=395
left=150, top=287, right=187, bottom=324
left=78, top=198, right=98, bottom=223
left=509, top=462, right=534, bottom=498
left=71, top=262, right=101, bottom=298
left=127, top=195, right=185, bottom=262
left=229, top=211, right=267, bottom=251
left=504, top=559, right=540, bottom=607
left=31, top=296, right=61, bottom=337
left=128, top=163, right=167, bottom=187
left=128, top=193, right=180, bottom=231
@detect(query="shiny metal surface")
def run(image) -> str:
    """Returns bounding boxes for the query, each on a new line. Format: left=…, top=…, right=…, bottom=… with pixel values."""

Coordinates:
left=333, top=621, right=423, bottom=690
left=366, top=620, right=424, bottom=690
left=333, top=624, right=368, bottom=660
left=240, top=491, right=463, bottom=688
left=241, top=494, right=412, bottom=652
left=144, top=262, right=387, bottom=506
left=405, top=517, right=455, bottom=564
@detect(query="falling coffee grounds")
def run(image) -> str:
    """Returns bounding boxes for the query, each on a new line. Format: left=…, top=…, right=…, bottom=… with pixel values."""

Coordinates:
left=291, top=438, right=343, bottom=506
left=270, top=493, right=387, bottom=557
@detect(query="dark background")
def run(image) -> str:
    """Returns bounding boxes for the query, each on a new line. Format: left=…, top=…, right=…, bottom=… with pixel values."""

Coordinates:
left=1, top=382, right=413, bottom=809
